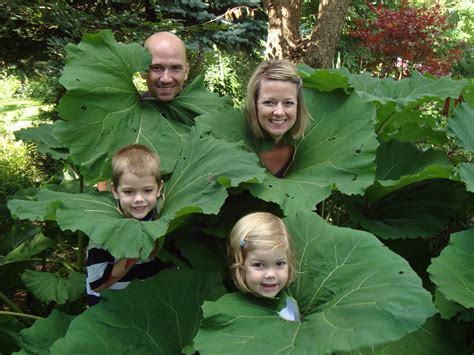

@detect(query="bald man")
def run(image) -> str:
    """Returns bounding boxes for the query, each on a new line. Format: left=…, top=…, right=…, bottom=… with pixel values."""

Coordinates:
left=144, top=32, right=190, bottom=102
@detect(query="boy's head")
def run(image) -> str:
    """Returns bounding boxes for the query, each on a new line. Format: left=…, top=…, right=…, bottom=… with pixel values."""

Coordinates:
left=227, top=212, right=296, bottom=298
left=111, top=144, right=163, bottom=219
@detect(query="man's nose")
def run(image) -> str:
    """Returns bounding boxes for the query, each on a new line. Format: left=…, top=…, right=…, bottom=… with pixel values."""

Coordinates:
left=160, top=69, right=172, bottom=83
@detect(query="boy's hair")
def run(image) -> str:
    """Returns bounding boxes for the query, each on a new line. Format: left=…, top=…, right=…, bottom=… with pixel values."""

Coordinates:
left=245, top=59, right=311, bottom=140
left=227, top=212, right=297, bottom=294
left=111, top=144, right=161, bottom=187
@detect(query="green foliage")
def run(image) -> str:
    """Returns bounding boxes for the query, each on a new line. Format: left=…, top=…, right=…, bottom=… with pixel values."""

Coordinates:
left=193, top=212, right=436, bottom=354
left=49, top=270, right=225, bottom=354
left=428, top=229, right=474, bottom=309
left=4, top=31, right=474, bottom=353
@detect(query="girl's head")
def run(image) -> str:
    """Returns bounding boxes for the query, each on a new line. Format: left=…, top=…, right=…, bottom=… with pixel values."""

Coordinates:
left=227, top=212, right=296, bottom=298
left=245, top=60, right=310, bottom=142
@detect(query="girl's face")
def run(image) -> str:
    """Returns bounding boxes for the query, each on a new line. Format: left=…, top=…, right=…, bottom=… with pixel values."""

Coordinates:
left=256, top=79, right=298, bottom=143
left=243, top=247, right=289, bottom=298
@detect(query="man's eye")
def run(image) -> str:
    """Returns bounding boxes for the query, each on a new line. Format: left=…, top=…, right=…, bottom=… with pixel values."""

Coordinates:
left=171, top=66, right=183, bottom=72
left=149, top=65, right=163, bottom=73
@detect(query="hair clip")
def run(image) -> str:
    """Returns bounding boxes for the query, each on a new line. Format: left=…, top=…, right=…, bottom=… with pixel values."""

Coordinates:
left=239, top=239, right=246, bottom=249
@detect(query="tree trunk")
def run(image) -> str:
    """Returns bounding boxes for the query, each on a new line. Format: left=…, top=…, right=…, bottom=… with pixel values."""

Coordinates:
left=306, top=0, right=350, bottom=68
left=263, top=0, right=350, bottom=69
left=263, top=0, right=302, bottom=62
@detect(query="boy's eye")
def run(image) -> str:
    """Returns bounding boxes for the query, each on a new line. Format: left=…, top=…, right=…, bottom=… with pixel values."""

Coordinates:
left=122, top=190, right=132, bottom=195
left=144, top=188, right=154, bottom=193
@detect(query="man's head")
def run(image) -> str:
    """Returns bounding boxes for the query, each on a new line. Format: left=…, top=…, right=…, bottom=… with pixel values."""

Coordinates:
left=144, top=32, right=190, bottom=102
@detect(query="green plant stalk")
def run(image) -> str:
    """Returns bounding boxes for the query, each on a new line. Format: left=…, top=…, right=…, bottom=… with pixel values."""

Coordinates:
left=0, top=291, right=34, bottom=326
left=0, top=311, right=44, bottom=321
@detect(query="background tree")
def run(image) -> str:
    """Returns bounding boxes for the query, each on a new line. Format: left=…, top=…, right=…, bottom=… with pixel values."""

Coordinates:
left=263, top=0, right=350, bottom=67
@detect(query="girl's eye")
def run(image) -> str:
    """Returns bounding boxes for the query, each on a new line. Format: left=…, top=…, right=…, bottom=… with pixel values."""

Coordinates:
left=277, top=261, right=287, bottom=267
left=252, top=262, right=264, bottom=268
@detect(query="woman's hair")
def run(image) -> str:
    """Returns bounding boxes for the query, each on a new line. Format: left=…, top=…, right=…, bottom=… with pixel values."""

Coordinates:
left=245, top=59, right=310, bottom=140
left=227, top=212, right=297, bottom=294
left=111, top=144, right=161, bottom=187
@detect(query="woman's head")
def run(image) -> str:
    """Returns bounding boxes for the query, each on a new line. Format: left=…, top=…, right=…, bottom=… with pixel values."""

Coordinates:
left=228, top=212, right=296, bottom=298
left=246, top=60, right=310, bottom=142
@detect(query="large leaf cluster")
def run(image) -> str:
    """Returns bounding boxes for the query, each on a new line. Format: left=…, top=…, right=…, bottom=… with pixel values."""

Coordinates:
left=6, top=31, right=474, bottom=353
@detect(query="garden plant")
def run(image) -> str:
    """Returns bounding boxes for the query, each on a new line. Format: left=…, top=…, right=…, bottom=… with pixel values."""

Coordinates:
left=2, top=29, right=473, bottom=354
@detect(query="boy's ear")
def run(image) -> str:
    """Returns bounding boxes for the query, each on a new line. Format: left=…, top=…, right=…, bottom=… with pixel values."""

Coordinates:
left=157, top=179, right=164, bottom=196
left=111, top=184, right=119, bottom=199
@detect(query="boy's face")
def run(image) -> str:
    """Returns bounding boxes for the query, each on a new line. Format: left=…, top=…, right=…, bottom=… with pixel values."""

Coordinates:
left=112, top=173, right=163, bottom=219
left=243, top=247, right=289, bottom=298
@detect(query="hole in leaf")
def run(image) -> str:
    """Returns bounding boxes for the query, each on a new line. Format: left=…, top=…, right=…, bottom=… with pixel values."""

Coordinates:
left=81, top=106, right=87, bottom=111
left=399, top=271, right=404, bottom=274
left=268, top=184, right=273, bottom=188
left=183, top=157, right=186, bottom=160
left=328, top=137, right=336, bottom=141
left=76, top=78, right=80, bottom=81
left=355, top=149, right=361, bottom=154
left=352, top=174, right=358, bottom=181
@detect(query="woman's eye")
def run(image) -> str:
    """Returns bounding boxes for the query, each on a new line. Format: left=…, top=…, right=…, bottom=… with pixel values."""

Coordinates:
left=262, top=100, right=274, bottom=106
left=284, top=101, right=295, bottom=107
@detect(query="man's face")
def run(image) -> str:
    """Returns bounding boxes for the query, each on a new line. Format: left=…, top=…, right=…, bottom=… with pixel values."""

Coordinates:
left=146, top=42, right=189, bottom=102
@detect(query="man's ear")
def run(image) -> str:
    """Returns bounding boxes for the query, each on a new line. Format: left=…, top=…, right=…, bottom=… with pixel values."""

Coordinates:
left=184, top=63, right=190, bottom=81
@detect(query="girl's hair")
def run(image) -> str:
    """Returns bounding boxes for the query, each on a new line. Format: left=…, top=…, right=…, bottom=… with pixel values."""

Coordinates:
left=245, top=59, right=311, bottom=140
left=111, top=144, right=161, bottom=187
left=227, top=212, right=297, bottom=294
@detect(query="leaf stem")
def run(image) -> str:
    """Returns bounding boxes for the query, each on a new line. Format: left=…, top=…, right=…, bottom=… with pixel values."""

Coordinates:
left=0, top=311, right=44, bottom=321
left=0, top=292, right=34, bottom=326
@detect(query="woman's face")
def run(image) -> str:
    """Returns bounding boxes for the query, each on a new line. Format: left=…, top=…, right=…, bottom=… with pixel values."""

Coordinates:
left=256, top=79, right=298, bottom=143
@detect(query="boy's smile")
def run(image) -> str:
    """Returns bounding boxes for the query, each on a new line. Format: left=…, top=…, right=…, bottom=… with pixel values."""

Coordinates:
left=113, top=172, right=163, bottom=220
left=243, top=247, right=289, bottom=298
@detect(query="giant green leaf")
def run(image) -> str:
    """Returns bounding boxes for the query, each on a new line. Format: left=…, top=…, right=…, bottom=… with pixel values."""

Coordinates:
left=15, top=310, right=75, bottom=355
left=366, top=139, right=453, bottom=204
left=55, top=30, right=232, bottom=184
left=193, top=212, right=435, bottom=354
left=349, top=71, right=467, bottom=111
left=8, top=188, right=63, bottom=222
left=447, top=103, right=474, bottom=152
left=198, top=91, right=378, bottom=215
left=343, top=179, right=467, bottom=239
left=49, top=270, right=225, bottom=354
left=14, top=123, right=68, bottom=160
left=457, top=162, right=474, bottom=192
left=298, top=64, right=351, bottom=93
left=250, top=90, right=377, bottom=214
left=0, top=316, right=21, bottom=355
left=428, top=229, right=474, bottom=309
left=21, top=270, right=85, bottom=305
left=8, top=128, right=265, bottom=259
left=3, top=233, right=53, bottom=265
left=337, top=316, right=467, bottom=355
left=157, top=75, right=233, bottom=125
